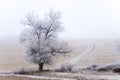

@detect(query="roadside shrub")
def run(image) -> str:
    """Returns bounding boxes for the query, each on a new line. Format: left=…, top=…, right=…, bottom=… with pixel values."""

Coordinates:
left=85, top=64, right=99, bottom=70
left=112, top=68, right=120, bottom=73
left=97, top=64, right=118, bottom=72
left=12, top=68, right=25, bottom=74
left=59, top=63, right=73, bottom=72
left=97, top=68, right=107, bottom=72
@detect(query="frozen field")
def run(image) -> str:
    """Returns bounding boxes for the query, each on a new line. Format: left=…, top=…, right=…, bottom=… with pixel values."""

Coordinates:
left=0, top=39, right=120, bottom=73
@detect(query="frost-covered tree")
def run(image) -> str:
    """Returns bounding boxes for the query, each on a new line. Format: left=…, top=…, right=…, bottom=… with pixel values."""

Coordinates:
left=20, top=10, right=70, bottom=71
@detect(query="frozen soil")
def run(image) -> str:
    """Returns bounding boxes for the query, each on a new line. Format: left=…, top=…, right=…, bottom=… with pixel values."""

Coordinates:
left=0, top=69, right=120, bottom=80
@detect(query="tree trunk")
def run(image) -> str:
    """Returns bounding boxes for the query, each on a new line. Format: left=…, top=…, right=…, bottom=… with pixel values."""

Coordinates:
left=39, top=62, right=44, bottom=71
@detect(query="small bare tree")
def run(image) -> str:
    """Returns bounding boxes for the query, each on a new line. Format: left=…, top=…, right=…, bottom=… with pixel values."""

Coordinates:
left=20, top=10, right=70, bottom=71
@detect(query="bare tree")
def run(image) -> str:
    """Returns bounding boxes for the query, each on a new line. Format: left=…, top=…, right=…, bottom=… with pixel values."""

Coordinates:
left=20, top=10, right=70, bottom=71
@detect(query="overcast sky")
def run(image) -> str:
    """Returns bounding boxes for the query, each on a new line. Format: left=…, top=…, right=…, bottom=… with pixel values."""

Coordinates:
left=0, top=0, right=120, bottom=39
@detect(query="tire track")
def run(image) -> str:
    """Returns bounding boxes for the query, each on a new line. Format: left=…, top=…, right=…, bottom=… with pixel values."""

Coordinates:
left=68, top=40, right=97, bottom=66
left=61, top=40, right=97, bottom=71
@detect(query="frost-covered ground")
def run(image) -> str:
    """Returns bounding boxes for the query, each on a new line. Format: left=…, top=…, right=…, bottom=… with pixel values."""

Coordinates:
left=0, top=39, right=120, bottom=79
left=0, top=72, right=120, bottom=80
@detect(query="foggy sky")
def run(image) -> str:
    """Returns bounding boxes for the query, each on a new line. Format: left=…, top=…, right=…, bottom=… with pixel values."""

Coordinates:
left=0, top=0, right=120, bottom=39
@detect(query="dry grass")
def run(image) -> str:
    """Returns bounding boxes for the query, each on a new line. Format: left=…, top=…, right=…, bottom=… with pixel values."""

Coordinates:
left=0, top=73, right=94, bottom=80
left=0, top=74, right=74, bottom=80
left=0, top=73, right=106, bottom=80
